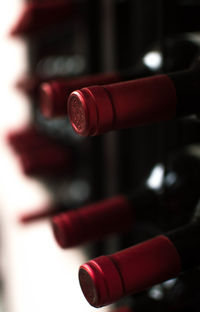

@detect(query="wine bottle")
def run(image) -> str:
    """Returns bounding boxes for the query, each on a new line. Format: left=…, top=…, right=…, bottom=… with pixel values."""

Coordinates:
left=39, top=73, right=123, bottom=118
left=67, top=59, right=200, bottom=136
left=7, top=126, right=58, bottom=153
left=7, top=126, right=37, bottom=144
left=78, top=220, right=200, bottom=307
left=164, top=2, right=200, bottom=35
left=39, top=67, right=153, bottom=118
left=18, top=144, right=73, bottom=176
left=52, top=193, right=144, bottom=248
left=15, top=75, right=51, bottom=97
left=10, top=0, right=83, bottom=36
left=19, top=38, right=199, bottom=116
left=51, top=148, right=200, bottom=248
left=9, top=129, right=74, bottom=176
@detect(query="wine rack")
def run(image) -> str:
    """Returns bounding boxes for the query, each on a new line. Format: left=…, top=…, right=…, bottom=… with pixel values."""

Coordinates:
left=2, top=0, right=200, bottom=311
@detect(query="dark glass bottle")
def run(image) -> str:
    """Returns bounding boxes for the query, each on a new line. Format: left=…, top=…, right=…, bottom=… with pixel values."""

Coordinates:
left=67, top=59, right=200, bottom=136
left=39, top=68, right=153, bottom=118
left=51, top=147, right=200, bottom=248
left=78, top=220, right=200, bottom=307
left=10, top=0, right=84, bottom=36
left=7, top=126, right=73, bottom=176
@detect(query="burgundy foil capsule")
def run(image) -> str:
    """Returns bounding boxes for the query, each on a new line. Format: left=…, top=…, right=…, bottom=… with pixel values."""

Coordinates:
left=10, top=0, right=78, bottom=36
left=19, top=146, right=72, bottom=176
left=40, top=81, right=67, bottom=118
left=9, top=136, right=54, bottom=153
left=39, top=73, right=121, bottom=118
left=79, top=235, right=181, bottom=307
left=7, top=127, right=54, bottom=153
left=67, top=75, right=177, bottom=136
left=52, top=195, right=133, bottom=248
left=15, top=75, right=43, bottom=96
left=7, top=127, right=37, bottom=144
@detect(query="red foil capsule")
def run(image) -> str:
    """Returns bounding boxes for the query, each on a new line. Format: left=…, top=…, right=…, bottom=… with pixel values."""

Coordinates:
left=39, top=73, right=121, bottom=118
left=7, top=127, right=37, bottom=144
left=52, top=195, right=133, bottom=248
left=7, top=127, right=54, bottom=153
left=12, top=137, right=54, bottom=154
left=10, top=0, right=78, bottom=36
left=15, top=75, right=44, bottom=96
left=9, top=135, right=54, bottom=154
left=67, top=75, right=177, bottom=136
left=79, top=235, right=181, bottom=307
left=19, top=146, right=72, bottom=176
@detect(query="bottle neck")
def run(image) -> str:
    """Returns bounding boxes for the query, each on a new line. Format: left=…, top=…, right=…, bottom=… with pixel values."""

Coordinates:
left=168, top=63, right=200, bottom=116
left=128, top=153, right=200, bottom=228
left=127, top=187, right=160, bottom=222
left=167, top=221, right=200, bottom=271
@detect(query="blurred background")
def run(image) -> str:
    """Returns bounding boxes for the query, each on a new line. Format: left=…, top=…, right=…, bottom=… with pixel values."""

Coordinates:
left=0, top=1, right=109, bottom=312
left=0, top=0, right=200, bottom=312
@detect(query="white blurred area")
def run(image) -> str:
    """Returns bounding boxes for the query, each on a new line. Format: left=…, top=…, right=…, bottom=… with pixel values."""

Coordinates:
left=0, top=2, right=109, bottom=312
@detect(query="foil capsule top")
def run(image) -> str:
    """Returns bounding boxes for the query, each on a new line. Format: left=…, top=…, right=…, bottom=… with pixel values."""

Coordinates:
left=79, top=235, right=181, bottom=307
left=68, top=87, right=114, bottom=136
left=40, top=82, right=65, bottom=118
left=67, top=75, right=177, bottom=136
left=10, top=0, right=78, bottom=36
left=52, top=196, right=133, bottom=248
left=39, top=73, right=120, bottom=118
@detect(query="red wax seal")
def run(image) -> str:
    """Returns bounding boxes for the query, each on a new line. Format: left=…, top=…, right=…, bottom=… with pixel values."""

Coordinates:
left=79, top=235, right=181, bottom=307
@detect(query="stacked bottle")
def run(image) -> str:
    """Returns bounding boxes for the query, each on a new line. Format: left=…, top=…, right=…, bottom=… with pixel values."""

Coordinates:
left=51, top=148, right=200, bottom=248
left=7, top=126, right=73, bottom=176
left=67, top=60, right=200, bottom=136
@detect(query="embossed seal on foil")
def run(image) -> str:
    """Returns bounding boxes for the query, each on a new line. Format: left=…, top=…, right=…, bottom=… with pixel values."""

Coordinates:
left=69, top=94, right=86, bottom=133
